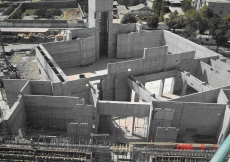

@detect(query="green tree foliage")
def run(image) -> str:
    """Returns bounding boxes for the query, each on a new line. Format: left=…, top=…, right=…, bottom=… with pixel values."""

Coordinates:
left=166, top=10, right=185, bottom=32
left=209, top=17, right=230, bottom=52
left=152, top=0, right=162, bottom=16
left=159, top=1, right=165, bottom=22
left=117, top=0, right=146, bottom=7
left=181, top=0, right=193, bottom=12
left=11, top=9, right=22, bottom=19
left=34, top=7, right=62, bottom=19
left=152, top=0, right=165, bottom=22
left=184, top=9, right=210, bottom=34
left=147, top=14, right=159, bottom=29
left=121, top=13, right=137, bottom=24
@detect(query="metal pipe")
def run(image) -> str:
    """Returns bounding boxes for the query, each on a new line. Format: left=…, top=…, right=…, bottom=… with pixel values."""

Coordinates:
left=210, top=134, right=230, bottom=162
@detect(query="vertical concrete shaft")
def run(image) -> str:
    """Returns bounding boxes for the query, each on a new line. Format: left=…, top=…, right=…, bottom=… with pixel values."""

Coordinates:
left=181, top=80, right=188, bottom=96
left=128, top=87, right=132, bottom=102
left=134, top=93, right=139, bottom=102
left=170, top=77, right=175, bottom=94
left=100, top=79, right=104, bottom=100
left=132, top=116, right=135, bottom=135
left=159, top=79, right=165, bottom=96
left=114, top=77, right=117, bottom=101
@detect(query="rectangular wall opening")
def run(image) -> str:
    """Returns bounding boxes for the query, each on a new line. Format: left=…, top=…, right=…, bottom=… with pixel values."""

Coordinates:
left=99, top=12, right=108, bottom=57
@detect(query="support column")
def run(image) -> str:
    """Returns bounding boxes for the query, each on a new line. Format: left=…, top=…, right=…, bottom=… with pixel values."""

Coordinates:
left=159, top=79, right=165, bottom=97
left=134, top=93, right=139, bottom=102
left=114, top=77, right=117, bottom=101
left=128, top=87, right=132, bottom=102
left=169, top=77, right=175, bottom=94
left=132, top=116, right=135, bottom=135
left=181, top=80, right=188, bottom=96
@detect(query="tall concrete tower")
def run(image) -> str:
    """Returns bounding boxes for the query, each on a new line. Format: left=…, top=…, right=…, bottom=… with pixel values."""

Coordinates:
left=88, top=0, right=113, bottom=59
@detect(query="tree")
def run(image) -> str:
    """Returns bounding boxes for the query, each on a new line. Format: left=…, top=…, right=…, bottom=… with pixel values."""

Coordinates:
left=209, top=19, right=230, bottom=52
left=184, top=9, right=209, bottom=34
left=159, top=1, right=165, bottom=22
left=166, top=10, right=185, bottom=32
left=121, top=13, right=137, bottom=24
left=147, top=14, right=159, bottom=29
left=152, top=0, right=161, bottom=16
left=181, top=0, right=193, bottom=12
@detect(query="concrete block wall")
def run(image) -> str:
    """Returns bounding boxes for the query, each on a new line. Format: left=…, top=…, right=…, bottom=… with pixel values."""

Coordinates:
left=172, top=88, right=220, bottom=103
left=109, top=23, right=136, bottom=57
left=36, top=46, right=62, bottom=83
left=106, top=48, right=197, bottom=102
left=63, top=79, right=90, bottom=103
left=217, top=105, right=230, bottom=144
left=3, top=79, right=28, bottom=108
left=197, top=61, right=230, bottom=88
left=116, top=30, right=164, bottom=58
left=217, top=89, right=229, bottom=104
left=30, top=80, right=52, bottom=95
left=135, top=70, right=177, bottom=83
left=210, top=59, right=230, bottom=71
left=97, top=100, right=150, bottom=117
left=144, top=46, right=167, bottom=73
left=42, top=37, right=96, bottom=69
left=179, top=71, right=212, bottom=92
left=70, top=28, right=96, bottom=39
left=89, top=81, right=99, bottom=107
left=153, top=101, right=225, bottom=136
left=3, top=95, right=27, bottom=135
left=163, top=30, right=220, bottom=58
left=222, top=89, right=230, bottom=100
left=24, top=95, right=92, bottom=129
left=149, top=108, right=174, bottom=138
left=20, top=81, right=31, bottom=95
left=155, top=127, right=178, bottom=142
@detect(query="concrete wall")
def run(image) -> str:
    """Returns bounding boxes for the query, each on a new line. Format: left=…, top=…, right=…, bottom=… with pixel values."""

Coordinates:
left=97, top=100, right=150, bottom=117
left=36, top=45, right=67, bottom=82
left=109, top=23, right=137, bottom=58
left=70, top=28, right=96, bottom=39
left=105, top=47, right=195, bottom=101
left=3, top=95, right=27, bottom=135
left=210, top=59, right=230, bottom=71
left=62, top=78, right=90, bottom=103
left=197, top=61, right=230, bottom=88
left=30, top=80, right=52, bottom=95
left=116, top=30, right=165, bottom=58
left=153, top=101, right=225, bottom=136
left=3, top=79, right=28, bottom=108
left=42, top=37, right=95, bottom=69
left=217, top=89, right=230, bottom=144
left=155, top=127, right=178, bottom=142
left=24, top=95, right=93, bottom=129
left=163, top=30, right=220, bottom=58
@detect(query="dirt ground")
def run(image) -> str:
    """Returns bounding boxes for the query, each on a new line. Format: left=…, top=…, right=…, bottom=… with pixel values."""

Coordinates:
left=22, top=8, right=82, bottom=22
left=9, top=53, right=41, bottom=80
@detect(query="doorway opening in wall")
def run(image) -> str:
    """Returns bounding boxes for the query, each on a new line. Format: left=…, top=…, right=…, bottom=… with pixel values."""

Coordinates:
left=145, top=77, right=177, bottom=100
left=99, top=12, right=109, bottom=57
left=174, top=85, right=198, bottom=96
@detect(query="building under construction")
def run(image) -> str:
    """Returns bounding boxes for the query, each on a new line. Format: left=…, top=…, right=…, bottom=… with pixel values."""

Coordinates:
left=1, top=0, right=230, bottom=161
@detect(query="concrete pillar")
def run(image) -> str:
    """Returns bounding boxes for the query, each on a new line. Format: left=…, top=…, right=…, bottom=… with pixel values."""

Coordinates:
left=134, top=93, right=139, bottom=102
left=132, top=116, right=135, bottom=135
left=170, top=77, right=175, bottom=94
left=158, top=79, right=165, bottom=96
left=100, top=79, right=104, bottom=100
left=181, top=80, right=188, bottom=96
left=114, top=77, right=117, bottom=101
left=128, top=87, right=132, bottom=102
